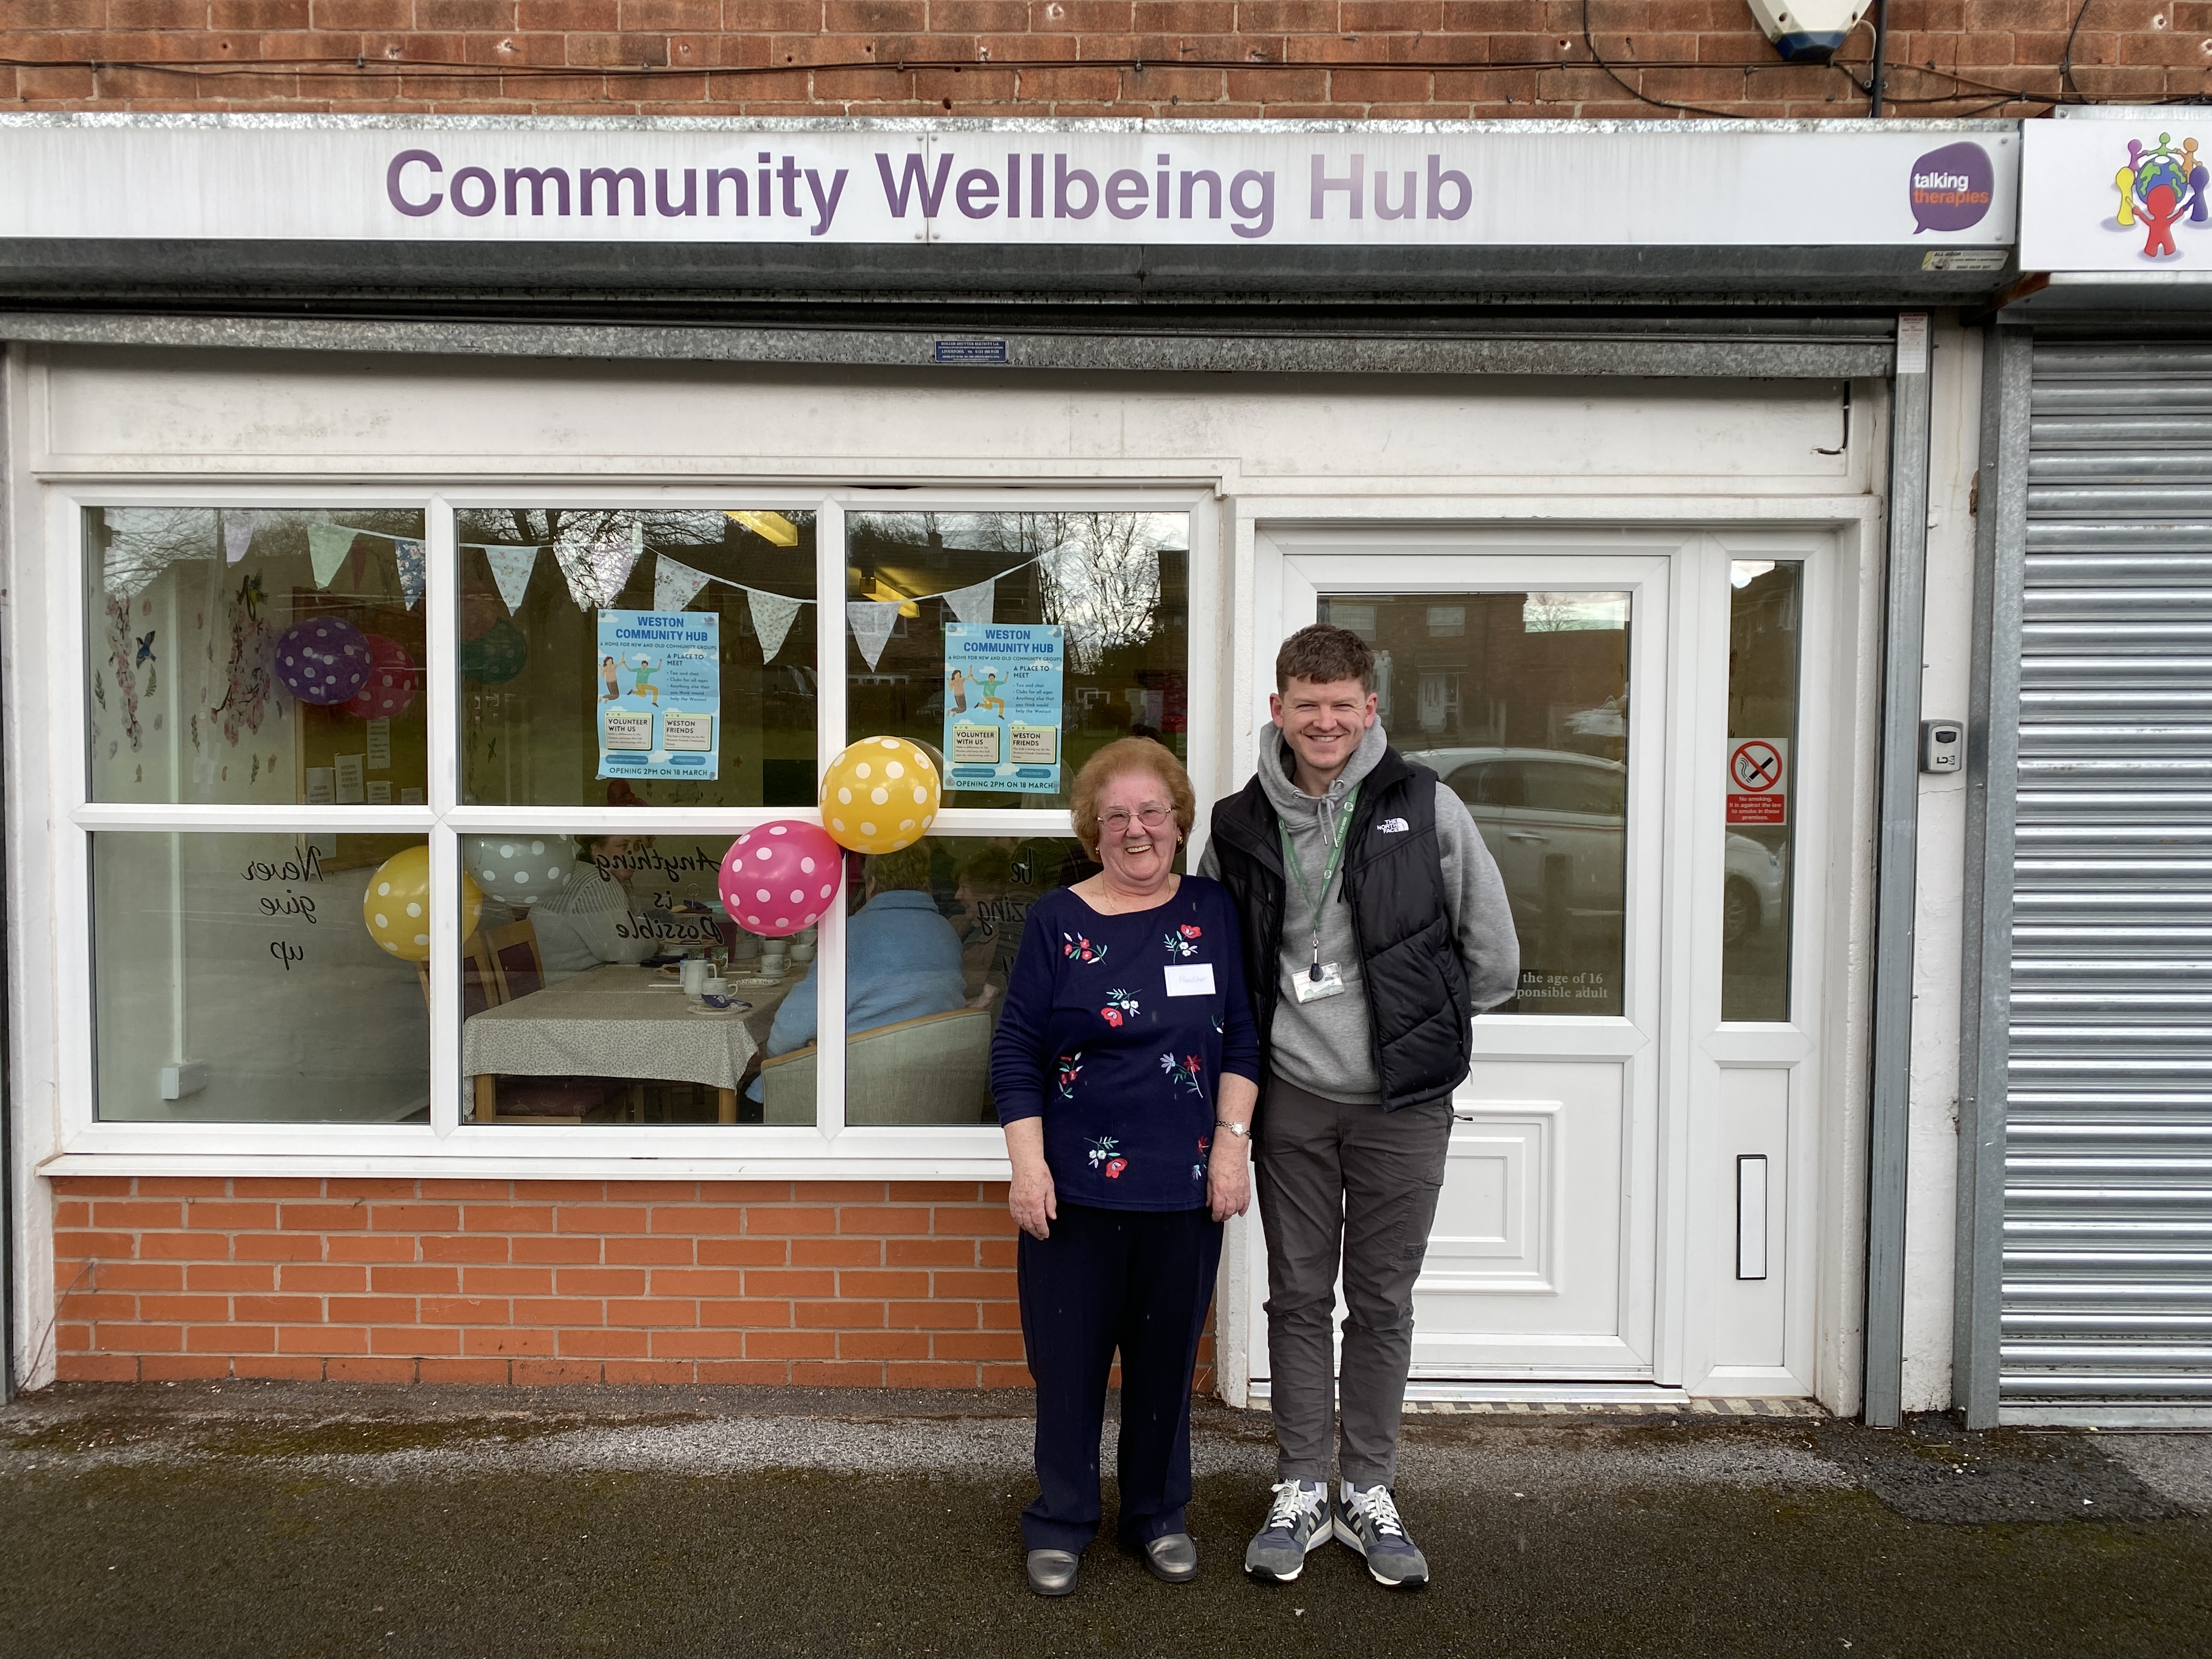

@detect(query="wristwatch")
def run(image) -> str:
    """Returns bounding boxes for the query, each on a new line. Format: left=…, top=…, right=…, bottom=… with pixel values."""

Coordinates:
left=1214, top=1119, right=1252, bottom=1139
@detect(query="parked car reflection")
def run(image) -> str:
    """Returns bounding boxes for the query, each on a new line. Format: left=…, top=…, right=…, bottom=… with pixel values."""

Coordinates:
left=1406, top=746, right=1786, bottom=951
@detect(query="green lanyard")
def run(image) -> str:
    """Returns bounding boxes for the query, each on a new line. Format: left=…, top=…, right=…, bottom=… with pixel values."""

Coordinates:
left=1279, top=785, right=1358, bottom=981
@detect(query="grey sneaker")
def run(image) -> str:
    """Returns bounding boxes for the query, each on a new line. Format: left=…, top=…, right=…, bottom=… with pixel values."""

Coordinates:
left=1334, top=1484, right=1429, bottom=1588
left=1243, top=1479, right=1330, bottom=1583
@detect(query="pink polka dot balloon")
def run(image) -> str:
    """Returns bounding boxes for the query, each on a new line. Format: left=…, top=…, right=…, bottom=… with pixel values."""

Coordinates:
left=273, top=617, right=374, bottom=707
left=339, top=634, right=419, bottom=721
left=718, top=819, right=845, bottom=938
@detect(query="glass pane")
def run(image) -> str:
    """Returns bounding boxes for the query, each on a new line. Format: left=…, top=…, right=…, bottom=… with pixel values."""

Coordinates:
left=1323, top=590, right=1630, bottom=1017
left=792, top=834, right=1092, bottom=1128
left=86, top=507, right=429, bottom=805
left=845, top=512, right=1188, bottom=809
left=92, top=831, right=430, bottom=1121
left=452, top=509, right=817, bottom=809
left=1723, top=561, right=1803, bottom=1022
left=458, top=829, right=814, bottom=1126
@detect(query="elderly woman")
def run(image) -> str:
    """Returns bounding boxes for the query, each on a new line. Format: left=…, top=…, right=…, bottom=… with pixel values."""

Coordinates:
left=990, top=737, right=1261, bottom=1598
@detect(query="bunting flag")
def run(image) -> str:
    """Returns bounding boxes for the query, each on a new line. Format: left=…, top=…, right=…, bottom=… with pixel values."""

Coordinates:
left=847, top=600, right=901, bottom=670
left=653, top=554, right=713, bottom=614
left=941, top=577, right=996, bottom=624
left=557, top=535, right=641, bottom=610
left=482, top=544, right=537, bottom=614
left=749, top=588, right=803, bottom=663
left=307, top=523, right=356, bottom=589
left=395, top=538, right=427, bottom=610
left=222, top=509, right=259, bottom=566
left=101, top=507, right=215, bottom=599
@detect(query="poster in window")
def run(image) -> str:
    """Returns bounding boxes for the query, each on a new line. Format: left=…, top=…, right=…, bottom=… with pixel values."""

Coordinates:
left=596, top=609, right=720, bottom=781
left=943, top=622, right=1065, bottom=795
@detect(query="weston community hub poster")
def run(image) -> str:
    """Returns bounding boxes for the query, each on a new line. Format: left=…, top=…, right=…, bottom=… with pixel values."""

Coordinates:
left=596, top=608, right=721, bottom=781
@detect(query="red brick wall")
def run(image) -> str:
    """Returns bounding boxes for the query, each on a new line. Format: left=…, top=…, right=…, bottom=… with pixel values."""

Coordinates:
left=0, top=1, right=2202, bottom=119
left=46, top=1176, right=1221, bottom=1389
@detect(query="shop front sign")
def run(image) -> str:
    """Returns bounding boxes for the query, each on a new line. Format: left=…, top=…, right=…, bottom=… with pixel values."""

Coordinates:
left=2021, top=116, right=2212, bottom=271
left=0, top=120, right=2015, bottom=250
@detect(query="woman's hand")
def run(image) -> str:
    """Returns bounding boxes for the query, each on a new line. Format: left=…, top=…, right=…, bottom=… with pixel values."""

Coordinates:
left=1209, top=1074, right=1258, bottom=1222
left=1207, top=1137, right=1251, bottom=1222
left=1003, top=1117, right=1058, bottom=1241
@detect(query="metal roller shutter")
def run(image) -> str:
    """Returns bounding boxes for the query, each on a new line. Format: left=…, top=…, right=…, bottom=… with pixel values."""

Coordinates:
left=2003, top=339, right=2212, bottom=1402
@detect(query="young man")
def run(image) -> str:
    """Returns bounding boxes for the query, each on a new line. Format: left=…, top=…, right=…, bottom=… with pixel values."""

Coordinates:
left=1199, top=623, right=1518, bottom=1590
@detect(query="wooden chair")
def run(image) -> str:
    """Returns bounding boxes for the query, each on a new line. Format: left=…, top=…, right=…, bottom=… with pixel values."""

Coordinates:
left=418, top=932, right=498, bottom=1018
left=483, top=919, right=546, bottom=1005
left=760, top=1007, right=995, bottom=1126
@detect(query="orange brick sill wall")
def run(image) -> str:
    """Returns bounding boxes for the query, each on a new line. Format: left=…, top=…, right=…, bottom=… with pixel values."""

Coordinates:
left=48, top=1176, right=1214, bottom=1390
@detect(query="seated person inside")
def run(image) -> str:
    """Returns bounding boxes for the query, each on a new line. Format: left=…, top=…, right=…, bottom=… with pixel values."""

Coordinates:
left=529, top=833, right=658, bottom=984
left=751, top=842, right=970, bottom=1098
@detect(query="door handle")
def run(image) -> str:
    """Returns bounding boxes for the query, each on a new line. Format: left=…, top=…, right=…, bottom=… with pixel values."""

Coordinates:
left=1505, top=831, right=1548, bottom=844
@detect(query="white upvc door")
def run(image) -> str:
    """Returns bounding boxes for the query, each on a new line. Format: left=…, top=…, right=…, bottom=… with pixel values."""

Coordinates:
left=1243, top=527, right=1833, bottom=1391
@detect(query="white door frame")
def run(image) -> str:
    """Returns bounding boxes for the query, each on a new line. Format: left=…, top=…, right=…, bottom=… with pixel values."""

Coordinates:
left=1211, top=512, right=1869, bottom=1406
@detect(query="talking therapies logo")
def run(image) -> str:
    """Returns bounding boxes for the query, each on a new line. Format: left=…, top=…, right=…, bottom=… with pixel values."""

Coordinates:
left=1909, top=141, right=1995, bottom=234
left=2107, top=131, right=2208, bottom=259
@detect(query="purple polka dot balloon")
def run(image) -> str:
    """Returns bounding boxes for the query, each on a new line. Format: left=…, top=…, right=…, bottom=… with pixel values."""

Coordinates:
left=274, top=617, right=374, bottom=707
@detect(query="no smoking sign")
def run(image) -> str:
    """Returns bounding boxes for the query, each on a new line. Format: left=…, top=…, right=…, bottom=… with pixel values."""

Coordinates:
left=1726, top=738, right=1789, bottom=826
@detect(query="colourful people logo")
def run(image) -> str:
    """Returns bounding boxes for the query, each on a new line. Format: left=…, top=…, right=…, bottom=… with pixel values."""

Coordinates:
left=2113, top=132, right=2207, bottom=259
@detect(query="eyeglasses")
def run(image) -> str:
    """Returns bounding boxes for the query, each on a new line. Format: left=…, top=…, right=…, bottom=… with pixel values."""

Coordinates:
left=1099, top=806, right=1173, bottom=833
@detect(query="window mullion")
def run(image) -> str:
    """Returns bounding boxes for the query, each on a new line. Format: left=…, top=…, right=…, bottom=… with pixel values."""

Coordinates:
left=425, top=494, right=461, bottom=1137
left=815, top=497, right=848, bottom=1141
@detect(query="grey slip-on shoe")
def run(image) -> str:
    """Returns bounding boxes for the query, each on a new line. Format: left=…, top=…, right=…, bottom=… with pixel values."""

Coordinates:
left=1025, top=1548, right=1080, bottom=1597
left=1137, top=1532, right=1199, bottom=1584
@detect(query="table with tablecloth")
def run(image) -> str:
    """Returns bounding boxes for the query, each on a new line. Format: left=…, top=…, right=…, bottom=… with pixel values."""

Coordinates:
left=461, top=962, right=796, bottom=1124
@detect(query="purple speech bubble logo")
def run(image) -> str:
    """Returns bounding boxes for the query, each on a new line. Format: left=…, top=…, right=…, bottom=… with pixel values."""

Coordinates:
left=1909, top=142, right=1995, bottom=234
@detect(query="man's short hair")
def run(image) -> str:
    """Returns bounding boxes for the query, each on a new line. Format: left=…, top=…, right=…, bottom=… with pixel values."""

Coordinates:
left=1276, top=623, right=1376, bottom=694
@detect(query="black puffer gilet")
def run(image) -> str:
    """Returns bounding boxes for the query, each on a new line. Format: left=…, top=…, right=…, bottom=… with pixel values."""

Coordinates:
left=1207, top=746, right=1470, bottom=1114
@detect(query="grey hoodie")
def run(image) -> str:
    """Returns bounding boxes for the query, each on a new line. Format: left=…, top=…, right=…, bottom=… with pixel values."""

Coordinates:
left=1198, top=719, right=1520, bottom=1105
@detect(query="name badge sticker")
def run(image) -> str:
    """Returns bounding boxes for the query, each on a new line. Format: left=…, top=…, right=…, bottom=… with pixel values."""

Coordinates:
left=1164, top=963, right=1216, bottom=997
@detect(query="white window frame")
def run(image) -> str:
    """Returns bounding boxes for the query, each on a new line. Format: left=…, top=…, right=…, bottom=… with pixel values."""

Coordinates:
left=41, top=479, right=1218, bottom=1175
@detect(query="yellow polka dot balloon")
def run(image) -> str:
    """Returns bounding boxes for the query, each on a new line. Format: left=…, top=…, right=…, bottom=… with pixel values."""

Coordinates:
left=820, top=735, right=942, bottom=855
left=363, top=845, right=484, bottom=963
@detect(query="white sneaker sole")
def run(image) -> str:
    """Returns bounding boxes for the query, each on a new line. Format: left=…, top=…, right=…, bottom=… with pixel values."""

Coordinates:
left=1331, top=1514, right=1429, bottom=1588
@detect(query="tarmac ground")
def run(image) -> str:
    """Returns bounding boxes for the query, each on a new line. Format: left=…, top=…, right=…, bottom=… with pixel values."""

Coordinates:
left=3, top=1382, right=2210, bottom=1658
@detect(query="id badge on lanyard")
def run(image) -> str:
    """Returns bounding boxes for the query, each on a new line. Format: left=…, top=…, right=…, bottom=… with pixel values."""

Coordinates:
left=1294, top=961, right=1347, bottom=1003
left=1282, top=786, right=1357, bottom=1004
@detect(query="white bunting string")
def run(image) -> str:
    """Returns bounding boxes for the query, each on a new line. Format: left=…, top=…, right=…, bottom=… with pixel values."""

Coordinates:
left=308, top=527, right=1065, bottom=667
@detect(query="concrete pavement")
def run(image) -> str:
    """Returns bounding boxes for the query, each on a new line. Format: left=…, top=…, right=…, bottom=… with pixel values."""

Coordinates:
left=3, top=1383, right=2210, bottom=1657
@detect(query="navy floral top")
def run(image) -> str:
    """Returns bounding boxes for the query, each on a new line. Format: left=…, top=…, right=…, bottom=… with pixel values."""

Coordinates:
left=991, top=878, right=1261, bottom=1212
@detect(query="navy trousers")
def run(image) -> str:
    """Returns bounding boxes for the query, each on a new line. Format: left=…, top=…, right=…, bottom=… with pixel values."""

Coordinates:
left=1017, top=1201, right=1223, bottom=1554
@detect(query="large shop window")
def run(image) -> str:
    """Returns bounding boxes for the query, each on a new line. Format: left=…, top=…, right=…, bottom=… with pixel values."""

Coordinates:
left=77, top=501, right=1192, bottom=1144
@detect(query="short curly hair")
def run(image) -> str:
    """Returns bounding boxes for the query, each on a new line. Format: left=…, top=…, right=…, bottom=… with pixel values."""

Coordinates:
left=1070, top=738, right=1195, bottom=860
left=1276, top=622, right=1376, bottom=693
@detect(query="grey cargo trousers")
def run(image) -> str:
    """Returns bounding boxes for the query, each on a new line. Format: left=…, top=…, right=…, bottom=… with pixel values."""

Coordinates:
left=1254, top=1075, right=1454, bottom=1488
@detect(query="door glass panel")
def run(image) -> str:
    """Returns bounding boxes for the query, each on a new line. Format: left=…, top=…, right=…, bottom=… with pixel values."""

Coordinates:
left=845, top=512, right=1188, bottom=809
left=1723, top=560, right=1802, bottom=1022
left=1321, top=591, right=1630, bottom=1016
